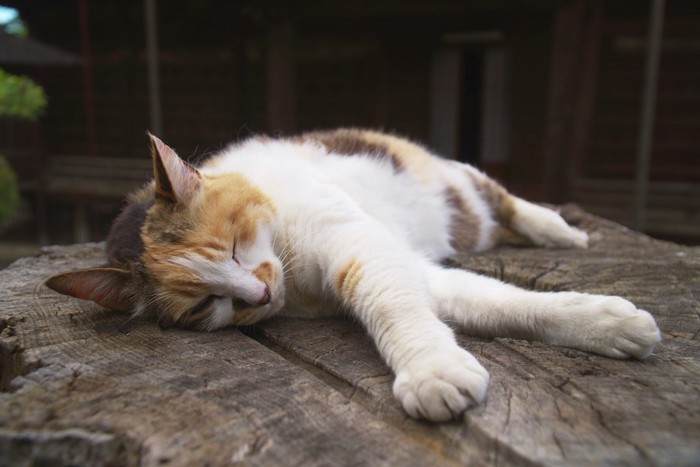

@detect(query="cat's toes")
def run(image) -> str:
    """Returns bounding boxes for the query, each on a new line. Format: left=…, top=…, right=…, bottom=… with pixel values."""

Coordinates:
left=528, top=223, right=589, bottom=249
left=597, top=298, right=661, bottom=359
left=565, top=296, right=662, bottom=359
left=567, top=226, right=589, bottom=249
left=392, top=348, right=489, bottom=422
left=513, top=201, right=589, bottom=249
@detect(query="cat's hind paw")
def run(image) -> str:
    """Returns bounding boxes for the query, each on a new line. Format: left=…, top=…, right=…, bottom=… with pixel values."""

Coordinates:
left=392, top=348, right=489, bottom=422
left=512, top=200, right=589, bottom=249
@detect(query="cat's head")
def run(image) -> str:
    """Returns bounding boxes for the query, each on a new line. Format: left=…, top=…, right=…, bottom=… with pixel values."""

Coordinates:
left=46, top=134, right=285, bottom=331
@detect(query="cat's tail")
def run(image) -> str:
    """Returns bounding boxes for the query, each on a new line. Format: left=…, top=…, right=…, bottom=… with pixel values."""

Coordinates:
left=463, top=165, right=589, bottom=249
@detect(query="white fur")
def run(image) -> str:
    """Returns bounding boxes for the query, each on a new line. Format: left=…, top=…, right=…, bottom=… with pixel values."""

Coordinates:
left=170, top=254, right=266, bottom=304
left=190, top=134, right=661, bottom=422
left=511, top=198, right=589, bottom=248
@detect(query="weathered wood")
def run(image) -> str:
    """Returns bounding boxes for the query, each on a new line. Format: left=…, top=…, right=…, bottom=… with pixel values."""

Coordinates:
left=1, top=206, right=699, bottom=466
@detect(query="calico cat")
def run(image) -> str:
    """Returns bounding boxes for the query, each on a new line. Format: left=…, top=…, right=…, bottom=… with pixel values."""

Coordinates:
left=46, top=128, right=661, bottom=422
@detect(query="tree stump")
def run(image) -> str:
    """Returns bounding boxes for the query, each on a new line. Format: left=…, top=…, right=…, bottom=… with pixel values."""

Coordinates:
left=1, top=206, right=699, bottom=466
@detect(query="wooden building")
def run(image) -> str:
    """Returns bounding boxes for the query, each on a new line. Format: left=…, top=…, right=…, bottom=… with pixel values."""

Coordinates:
left=3, top=0, right=700, bottom=243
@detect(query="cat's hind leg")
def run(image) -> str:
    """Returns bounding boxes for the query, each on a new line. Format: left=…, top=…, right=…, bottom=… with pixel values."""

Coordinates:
left=427, top=264, right=661, bottom=359
left=463, top=166, right=588, bottom=249
left=508, top=197, right=589, bottom=249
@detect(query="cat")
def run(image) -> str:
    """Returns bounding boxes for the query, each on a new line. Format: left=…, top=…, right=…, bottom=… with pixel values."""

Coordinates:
left=46, top=128, right=662, bottom=422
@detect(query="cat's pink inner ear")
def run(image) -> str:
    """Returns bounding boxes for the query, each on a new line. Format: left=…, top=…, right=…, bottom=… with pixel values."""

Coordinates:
left=148, top=132, right=201, bottom=204
left=45, top=268, right=134, bottom=312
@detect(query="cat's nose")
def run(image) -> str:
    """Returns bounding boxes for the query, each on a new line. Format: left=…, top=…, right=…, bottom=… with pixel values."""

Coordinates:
left=258, top=285, right=271, bottom=306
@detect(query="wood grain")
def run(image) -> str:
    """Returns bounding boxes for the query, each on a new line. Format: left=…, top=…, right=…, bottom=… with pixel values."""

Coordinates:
left=1, top=206, right=699, bottom=466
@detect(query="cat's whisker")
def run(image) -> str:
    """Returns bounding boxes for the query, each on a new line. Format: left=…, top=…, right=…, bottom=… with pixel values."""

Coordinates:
left=278, top=227, right=322, bottom=270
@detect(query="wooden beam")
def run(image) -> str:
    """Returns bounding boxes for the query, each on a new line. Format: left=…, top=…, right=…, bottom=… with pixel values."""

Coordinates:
left=634, top=0, right=665, bottom=232
left=266, top=22, right=296, bottom=133
left=77, top=0, right=97, bottom=157
left=144, top=0, right=164, bottom=137
left=429, top=48, right=461, bottom=160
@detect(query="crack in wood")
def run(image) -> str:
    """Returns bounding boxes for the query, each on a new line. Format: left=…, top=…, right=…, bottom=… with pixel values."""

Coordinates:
left=591, top=402, right=653, bottom=464
left=528, top=262, right=562, bottom=291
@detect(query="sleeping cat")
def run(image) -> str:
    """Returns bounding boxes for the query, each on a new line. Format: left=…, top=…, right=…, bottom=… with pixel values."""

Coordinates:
left=46, top=128, right=661, bottom=422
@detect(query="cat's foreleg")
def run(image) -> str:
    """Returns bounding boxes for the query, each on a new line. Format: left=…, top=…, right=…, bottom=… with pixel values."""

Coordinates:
left=321, top=228, right=490, bottom=421
left=427, top=265, right=661, bottom=359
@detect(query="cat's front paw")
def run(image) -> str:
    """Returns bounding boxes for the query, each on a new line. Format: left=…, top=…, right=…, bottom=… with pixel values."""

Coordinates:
left=392, top=348, right=489, bottom=422
left=555, top=295, right=661, bottom=359
left=589, top=297, right=661, bottom=359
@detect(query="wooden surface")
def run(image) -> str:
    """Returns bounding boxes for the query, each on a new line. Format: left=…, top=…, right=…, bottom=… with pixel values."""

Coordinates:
left=1, top=206, right=699, bottom=466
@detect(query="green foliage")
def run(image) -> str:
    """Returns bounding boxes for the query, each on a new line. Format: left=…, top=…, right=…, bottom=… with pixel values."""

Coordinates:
left=4, top=19, right=28, bottom=37
left=0, top=68, right=47, bottom=120
left=0, top=155, right=19, bottom=229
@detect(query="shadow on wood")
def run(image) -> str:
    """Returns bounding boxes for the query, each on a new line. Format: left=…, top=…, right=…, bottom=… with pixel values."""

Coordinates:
left=1, top=206, right=698, bottom=466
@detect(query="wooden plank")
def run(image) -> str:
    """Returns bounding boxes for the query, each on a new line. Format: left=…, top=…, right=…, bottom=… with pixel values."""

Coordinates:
left=41, top=156, right=152, bottom=200
left=542, top=0, right=585, bottom=202
left=257, top=206, right=700, bottom=466
left=2, top=206, right=699, bottom=465
left=0, top=246, right=457, bottom=466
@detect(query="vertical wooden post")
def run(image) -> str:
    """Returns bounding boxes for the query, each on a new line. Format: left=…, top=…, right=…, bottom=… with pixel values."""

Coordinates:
left=480, top=47, right=511, bottom=178
left=74, top=202, right=90, bottom=243
left=266, top=22, right=296, bottom=133
left=570, top=0, right=602, bottom=184
left=634, top=0, right=665, bottom=232
left=429, top=48, right=461, bottom=160
left=145, top=0, right=164, bottom=136
left=78, top=0, right=97, bottom=157
left=542, top=0, right=584, bottom=202
left=543, top=0, right=602, bottom=203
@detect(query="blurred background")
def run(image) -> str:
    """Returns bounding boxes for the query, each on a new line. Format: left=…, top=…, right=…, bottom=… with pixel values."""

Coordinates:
left=0, top=0, right=698, bottom=266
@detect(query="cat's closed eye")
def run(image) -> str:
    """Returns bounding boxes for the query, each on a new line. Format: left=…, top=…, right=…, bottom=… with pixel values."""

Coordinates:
left=191, top=294, right=220, bottom=316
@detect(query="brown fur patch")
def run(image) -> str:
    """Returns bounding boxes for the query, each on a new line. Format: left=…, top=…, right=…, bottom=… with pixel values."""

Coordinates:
left=465, top=169, right=516, bottom=228
left=445, top=186, right=480, bottom=252
left=496, top=227, right=534, bottom=246
left=357, top=130, right=437, bottom=178
left=335, top=259, right=363, bottom=300
left=106, top=199, right=153, bottom=265
left=463, top=169, right=530, bottom=247
left=302, top=129, right=404, bottom=172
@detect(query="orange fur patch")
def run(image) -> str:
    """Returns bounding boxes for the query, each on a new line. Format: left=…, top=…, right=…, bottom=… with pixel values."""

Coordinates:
left=253, top=261, right=275, bottom=286
left=141, top=172, right=276, bottom=322
left=199, top=173, right=275, bottom=248
left=335, top=259, right=363, bottom=300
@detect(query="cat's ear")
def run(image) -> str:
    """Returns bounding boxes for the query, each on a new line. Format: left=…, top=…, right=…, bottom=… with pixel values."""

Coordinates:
left=147, top=132, right=202, bottom=204
left=45, top=268, right=134, bottom=312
